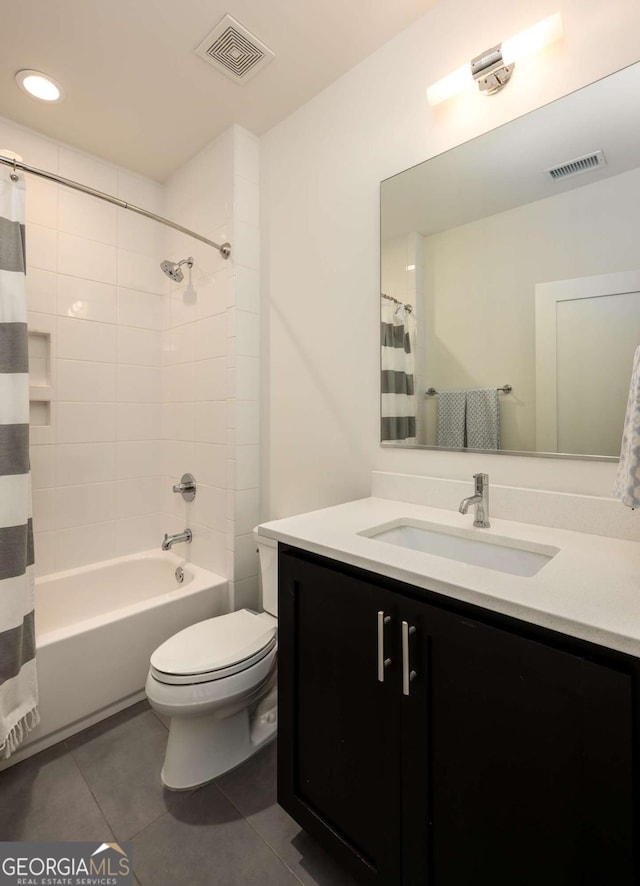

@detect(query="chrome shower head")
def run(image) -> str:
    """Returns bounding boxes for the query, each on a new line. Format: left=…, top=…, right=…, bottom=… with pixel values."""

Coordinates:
left=160, top=256, right=193, bottom=283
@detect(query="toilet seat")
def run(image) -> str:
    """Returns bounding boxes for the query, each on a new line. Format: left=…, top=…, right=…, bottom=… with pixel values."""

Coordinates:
left=150, top=609, right=277, bottom=686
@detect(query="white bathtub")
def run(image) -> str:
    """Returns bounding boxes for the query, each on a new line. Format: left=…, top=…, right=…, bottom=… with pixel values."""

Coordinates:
left=1, top=550, right=228, bottom=767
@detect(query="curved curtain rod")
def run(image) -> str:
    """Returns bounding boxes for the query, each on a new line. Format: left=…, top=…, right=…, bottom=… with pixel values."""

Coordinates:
left=0, top=154, right=231, bottom=260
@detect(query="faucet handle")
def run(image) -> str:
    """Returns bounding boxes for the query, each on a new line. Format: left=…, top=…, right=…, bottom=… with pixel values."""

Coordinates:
left=172, top=472, right=196, bottom=502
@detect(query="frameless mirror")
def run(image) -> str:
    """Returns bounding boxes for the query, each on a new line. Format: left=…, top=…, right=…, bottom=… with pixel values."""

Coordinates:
left=380, top=61, right=640, bottom=459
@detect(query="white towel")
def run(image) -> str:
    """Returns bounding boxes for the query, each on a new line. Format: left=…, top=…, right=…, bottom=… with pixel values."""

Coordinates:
left=437, top=391, right=467, bottom=448
left=614, top=345, right=640, bottom=508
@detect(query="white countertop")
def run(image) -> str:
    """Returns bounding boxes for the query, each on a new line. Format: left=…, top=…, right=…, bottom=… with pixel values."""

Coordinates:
left=259, top=497, right=640, bottom=658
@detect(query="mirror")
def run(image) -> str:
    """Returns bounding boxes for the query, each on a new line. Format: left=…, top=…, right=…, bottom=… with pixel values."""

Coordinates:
left=380, top=61, right=640, bottom=459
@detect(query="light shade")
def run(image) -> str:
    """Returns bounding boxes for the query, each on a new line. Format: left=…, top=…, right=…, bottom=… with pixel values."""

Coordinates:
left=427, top=13, right=563, bottom=106
left=16, top=70, right=64, bottom=102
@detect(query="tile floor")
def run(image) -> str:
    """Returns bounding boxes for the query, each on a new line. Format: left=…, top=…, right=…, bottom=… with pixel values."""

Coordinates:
left=0, top=702, right=357, bottom=886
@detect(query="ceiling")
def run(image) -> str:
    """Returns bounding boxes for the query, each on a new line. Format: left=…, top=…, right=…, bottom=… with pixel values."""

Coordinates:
left=0, top=0, right=438, bottom=181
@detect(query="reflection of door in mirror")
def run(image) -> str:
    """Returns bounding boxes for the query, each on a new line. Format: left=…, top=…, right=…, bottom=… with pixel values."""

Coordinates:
left=535, top=271, right=640, bottom=457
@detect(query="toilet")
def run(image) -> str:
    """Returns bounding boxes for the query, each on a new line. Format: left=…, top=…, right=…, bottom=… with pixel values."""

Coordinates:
left=145, top=530, right=278, bottom=790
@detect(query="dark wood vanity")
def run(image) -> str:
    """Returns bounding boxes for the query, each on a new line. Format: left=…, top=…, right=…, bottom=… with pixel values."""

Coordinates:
left=277, top=544, right=638, bottom=886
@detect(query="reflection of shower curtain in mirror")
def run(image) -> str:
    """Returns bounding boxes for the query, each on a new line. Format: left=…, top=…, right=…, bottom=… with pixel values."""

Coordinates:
left=0, top=167, right=39, bottom=758
left=380, top=297, right=416, bottom=442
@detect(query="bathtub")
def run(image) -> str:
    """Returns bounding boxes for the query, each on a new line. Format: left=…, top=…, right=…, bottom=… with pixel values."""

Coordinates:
left=1, top=550, right=227, bottom=767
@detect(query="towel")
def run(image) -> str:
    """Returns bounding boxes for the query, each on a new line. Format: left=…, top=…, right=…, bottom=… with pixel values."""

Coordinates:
left=466, top=388, right=500, bottom=450
left=437, top=390, right=467, bottom=448
left=614, top=345, right=640, bottom=508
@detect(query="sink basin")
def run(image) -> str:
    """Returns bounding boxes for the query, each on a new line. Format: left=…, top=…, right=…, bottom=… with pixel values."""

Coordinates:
left=359, top=519, right=558, bottom=577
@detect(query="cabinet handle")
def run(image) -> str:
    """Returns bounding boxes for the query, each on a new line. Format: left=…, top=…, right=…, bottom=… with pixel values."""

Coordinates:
left=402, top=621, right=417, bottom=696
left=377, top=611, right=392, bottom=682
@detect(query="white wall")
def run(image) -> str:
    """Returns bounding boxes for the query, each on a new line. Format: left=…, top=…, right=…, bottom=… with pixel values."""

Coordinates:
left=0, top=115, right=166, bottom=574
left=261, top=0, right=640, bottom=518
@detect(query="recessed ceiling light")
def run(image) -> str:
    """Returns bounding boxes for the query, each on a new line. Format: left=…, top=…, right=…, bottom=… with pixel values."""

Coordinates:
left=15, top=69, right=64, bottom=102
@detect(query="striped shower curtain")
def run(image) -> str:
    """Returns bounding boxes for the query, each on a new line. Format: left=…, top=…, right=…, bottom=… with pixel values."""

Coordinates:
left=0, top=166, right=38, bottom=758
left=380, top=297, right=416, bottom=442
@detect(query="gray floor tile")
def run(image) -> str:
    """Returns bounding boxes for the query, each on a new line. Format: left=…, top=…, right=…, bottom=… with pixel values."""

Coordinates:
left=218, top=742, right=357, bottom=886
left=68, top=701, right=184, bottom=841
left=132, top=780, right=299, bottom=886
left=0, top=742, right=114, bottom=842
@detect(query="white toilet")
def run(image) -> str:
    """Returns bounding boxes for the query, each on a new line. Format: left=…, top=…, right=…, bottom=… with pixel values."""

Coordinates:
left=145, top=531, right=278, bottom=790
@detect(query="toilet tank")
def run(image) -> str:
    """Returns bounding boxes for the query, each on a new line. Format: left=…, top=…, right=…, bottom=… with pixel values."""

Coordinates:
left=254, top=529, right=278, bottom=616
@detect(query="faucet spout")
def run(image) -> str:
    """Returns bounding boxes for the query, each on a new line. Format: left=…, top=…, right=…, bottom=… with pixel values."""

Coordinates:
left=162, top=528, right=193, bottom=551
left=459, top=474, right=490, bottom=528
left=459, top=494, right=482, bottom=515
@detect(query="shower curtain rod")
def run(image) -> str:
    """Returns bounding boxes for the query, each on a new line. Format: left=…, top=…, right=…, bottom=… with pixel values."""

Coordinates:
left=0, top=154, right=231, bottom=259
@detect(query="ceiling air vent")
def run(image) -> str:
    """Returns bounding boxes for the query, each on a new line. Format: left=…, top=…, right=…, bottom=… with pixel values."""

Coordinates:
left=546, top=150, right=607, bottom=181
left=195, top=15, right=275, bottom=84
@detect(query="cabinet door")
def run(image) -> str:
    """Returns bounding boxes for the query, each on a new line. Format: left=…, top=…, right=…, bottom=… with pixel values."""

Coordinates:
left=401, top=601, right=635, bottom=886
left=278, top=550, right=403, bottom=885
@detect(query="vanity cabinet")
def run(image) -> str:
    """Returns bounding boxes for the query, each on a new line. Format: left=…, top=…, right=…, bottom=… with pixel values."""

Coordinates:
left=277, top=545, right=636, bottom=886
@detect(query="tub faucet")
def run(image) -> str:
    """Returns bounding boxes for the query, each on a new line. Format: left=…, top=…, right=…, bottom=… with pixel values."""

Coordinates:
left=459, top=473, right=490, bottom=528
left=162, top=529, right=193, bottom=551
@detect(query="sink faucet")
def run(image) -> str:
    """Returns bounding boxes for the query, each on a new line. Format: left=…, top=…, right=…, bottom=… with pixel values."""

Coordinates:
left=162, top=528, right=193, bottom=551
left=459, top=474, right=490, bottom=528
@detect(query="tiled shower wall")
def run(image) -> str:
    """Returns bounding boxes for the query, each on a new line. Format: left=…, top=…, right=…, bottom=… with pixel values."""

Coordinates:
left=0, top=116, right=166, bottom=575
left=1, top=116, right=259, bottom=600
left=163, top=126, right=261, bottom=611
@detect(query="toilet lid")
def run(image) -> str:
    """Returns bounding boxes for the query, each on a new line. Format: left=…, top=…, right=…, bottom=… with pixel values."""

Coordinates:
left=151, top=610, right=277, bottom=677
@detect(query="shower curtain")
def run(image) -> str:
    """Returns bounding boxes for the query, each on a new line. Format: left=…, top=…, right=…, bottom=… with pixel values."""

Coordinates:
left=380, top=296, right=416, bottom=442
left=0, top=166, right=38, bottom=758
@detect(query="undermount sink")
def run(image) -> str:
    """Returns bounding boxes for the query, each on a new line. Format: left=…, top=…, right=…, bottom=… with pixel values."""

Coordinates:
left=359, top=519, right=559, bottom=577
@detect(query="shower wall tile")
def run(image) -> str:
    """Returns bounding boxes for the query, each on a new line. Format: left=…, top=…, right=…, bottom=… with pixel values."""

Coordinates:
left=116, top=441, right=163, bottom=480
left=57, top=276, right=117, bottom=324
left=58, top=189, right=117, bottom=246
left=116, top=403, right=162, bottom=441
left=118, top=248, right=168, bottom=295
left=117, top=210, right=161, bottom=258
left=57, top=403, right=117, bottom=444
left=116, top=365, right=162, bottom=403
left=234, top=266, right=259, bottom=314
left=54, top=482, right=116, bottom=530
left=58, top=232, right=117, bottom=284
left=30, top=445, right=56, bottom=490
left=196, top=315, right=226, bottom=359
left=56, top=521, right=116, bottom=572
left=115, top=478, right=163, bottom=519
left=117, top=288, right=164, bottom=330
left=58, top=147, right=118, bottom=195
left=115, top=514, right=162, bottom=557
left=33, top=531, right=57, bottom=578
left=27, top=224, right=58, bottom=272
left=58, top=360, right=117, bottom=402
left=1, top=113, right=171, bottom=574
left=56, top=443, right=116, bottom=487
left=25, top=177, right=58, bottom=229
left=26, top=268, right=57, bottom=315
left=32, top=489, right=57, bottom=533
left=57, top=317, right=117, bottom=362
left=117, top=326, right=162, bottom=366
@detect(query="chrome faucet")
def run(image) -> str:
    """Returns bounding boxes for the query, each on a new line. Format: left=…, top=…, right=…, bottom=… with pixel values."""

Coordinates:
left=162, top=529, right=193, bottom=551
left=459, top=473, right=490, bottom=528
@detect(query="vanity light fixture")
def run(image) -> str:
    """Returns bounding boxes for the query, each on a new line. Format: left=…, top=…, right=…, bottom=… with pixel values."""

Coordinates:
left=15, top=70, right=64, bottom=102
left=427, top=13, right=563, bottom=106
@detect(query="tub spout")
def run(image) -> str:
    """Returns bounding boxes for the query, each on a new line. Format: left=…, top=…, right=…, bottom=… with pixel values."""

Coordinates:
left=162, top=529, right=193, bottom=551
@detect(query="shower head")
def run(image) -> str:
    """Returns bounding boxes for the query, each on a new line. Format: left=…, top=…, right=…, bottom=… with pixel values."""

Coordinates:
left=160, top=256, right=194, bottom=283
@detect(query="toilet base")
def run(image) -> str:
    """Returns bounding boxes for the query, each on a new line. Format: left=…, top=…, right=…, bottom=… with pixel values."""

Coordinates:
left=161, top=703, right=277, bottom=791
